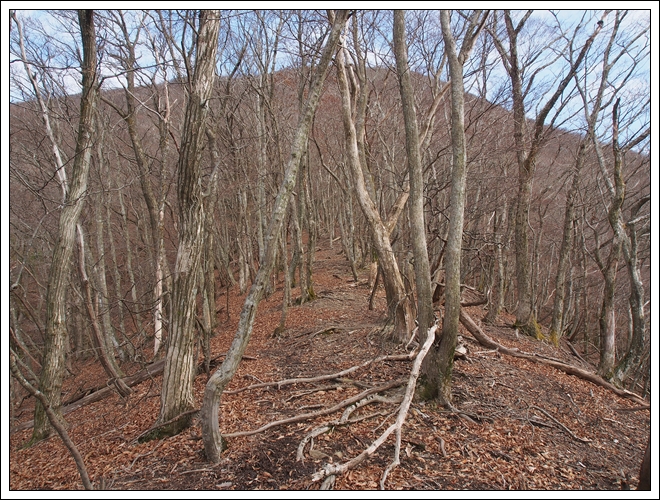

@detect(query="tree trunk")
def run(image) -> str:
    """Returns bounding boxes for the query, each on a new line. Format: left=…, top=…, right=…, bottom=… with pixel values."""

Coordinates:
left=26, top=9, right=99, bottom=443
left=76, top=225, right=131, bottom=397
left=637, top=436, right=650, bottom=490
left=424, top=9, right=487, bottom=406
left=609, top=103, right=648, bottom=386
left=201, top=10, right=348, bottom=463
left=393, top=10, right=434, bottom=344
left=336, top=22, right=413, bottom=342
left=157, top=10, right=221, bottom=437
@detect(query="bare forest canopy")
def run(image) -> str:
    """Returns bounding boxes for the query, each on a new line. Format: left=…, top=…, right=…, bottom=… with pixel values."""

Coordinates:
left=8, top=9, right=652, bottom=491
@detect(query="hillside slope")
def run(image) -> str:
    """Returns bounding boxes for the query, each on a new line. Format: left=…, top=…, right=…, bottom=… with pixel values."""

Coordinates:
left=9, top=239, right=650, bottom=491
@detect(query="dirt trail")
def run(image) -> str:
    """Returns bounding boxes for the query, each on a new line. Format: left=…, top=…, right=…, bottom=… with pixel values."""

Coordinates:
left=9, top=239, right=650, bottom=491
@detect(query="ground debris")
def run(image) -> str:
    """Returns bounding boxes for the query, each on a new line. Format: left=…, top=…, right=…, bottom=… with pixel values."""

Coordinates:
left=9, top=239, right=649, bottom=491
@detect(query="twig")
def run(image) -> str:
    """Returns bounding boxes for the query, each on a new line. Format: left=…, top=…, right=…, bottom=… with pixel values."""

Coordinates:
left=284, top=384, right=341, bottom=402
left=179, top=468, right=215, bottom=475
left=438, top=437, right=447, bottom=458
left=564, top=392, right=582, bottom=415
left=127, top=441, right=163, bottom=470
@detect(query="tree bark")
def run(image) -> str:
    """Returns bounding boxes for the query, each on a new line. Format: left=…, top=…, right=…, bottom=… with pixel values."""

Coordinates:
left=157, top=10, right=221, bottom=437
left=637, top=436, right=650, bottom=490
left=609, top=102, right=648, bottom=386
left=19, top=9, right=99, bottom=443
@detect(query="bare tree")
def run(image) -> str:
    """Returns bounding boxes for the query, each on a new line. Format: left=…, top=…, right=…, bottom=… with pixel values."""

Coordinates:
left=11, top=10, right=100, bottom=443
left=490, top=10, right=606, bottom=337
left=550, top=11, right=632, bottom=346
left=201, top=10, right=349, bottom=463
left=156, top=9, right=221, bottom=437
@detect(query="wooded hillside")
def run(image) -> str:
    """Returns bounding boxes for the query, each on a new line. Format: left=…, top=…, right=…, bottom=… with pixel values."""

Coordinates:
left=8, top=9, right=651, bottom=491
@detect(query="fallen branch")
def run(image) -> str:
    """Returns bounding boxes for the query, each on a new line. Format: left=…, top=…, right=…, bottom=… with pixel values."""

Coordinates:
left=311, top=324, right=437, bottom=489
left=613, top=405, right=651, bottom=412
left=11, top=352, right=256, bottom=434
left=11, top=359, right=166, bottom=435
left=565, top=340, right=588, bottom=364
left=528, top=405, right=591, bottom=443
left=224, top=353, right=414, bottom=395
left=459, top=310, right=647, bottom=406
left=223, top=379, right=404, bottom=439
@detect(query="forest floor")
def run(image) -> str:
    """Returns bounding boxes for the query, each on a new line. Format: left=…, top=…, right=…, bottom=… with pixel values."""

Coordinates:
left=9, top=238, right=650, bottom=492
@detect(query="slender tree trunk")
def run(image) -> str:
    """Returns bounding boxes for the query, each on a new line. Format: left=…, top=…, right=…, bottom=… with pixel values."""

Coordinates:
left=423, top=9, right=487, bottom=406
left=393, top=10, right=434, bottom=343
left=76, top=226, right=131, bottom=396
left=486, top=206, right=506, bottom=324
left=336, top=24, right=413, bottom=342
left=201, top=11, right=348, bottom=463
left=609, top=102, right=648, bottom=386
left=550, top=145, right=585, bottom=344
left=11, top=350, right=93, bottom=490
left=26, top=10, right=99, bottom=443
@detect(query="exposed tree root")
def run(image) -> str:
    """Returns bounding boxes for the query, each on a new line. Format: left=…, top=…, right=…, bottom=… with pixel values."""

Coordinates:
left=527, top=405, right=591, bottom=443
left=134, top=409, right=200, bottom=443
left=297, top=396, right=401, bottom=462
left=311, top=324, right=437, bottom=490
left=459, top=310, right=648, bottom=407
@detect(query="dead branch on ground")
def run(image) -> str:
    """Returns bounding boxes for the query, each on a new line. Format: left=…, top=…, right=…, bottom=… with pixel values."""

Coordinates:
left=224, top=352, right=414, bottom=395
left=459, top=310, right=648, bottom=406
left=223, top=379, right=404, bottom=439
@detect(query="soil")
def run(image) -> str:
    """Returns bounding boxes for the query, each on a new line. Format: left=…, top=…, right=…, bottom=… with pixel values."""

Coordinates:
left=8, top=239, right=650, bottom=491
